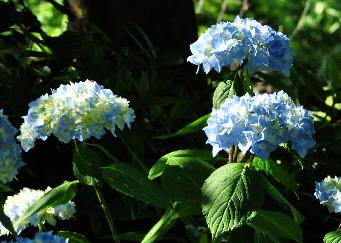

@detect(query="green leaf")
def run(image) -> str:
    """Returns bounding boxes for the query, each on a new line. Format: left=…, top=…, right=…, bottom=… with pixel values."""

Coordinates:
left=141, top=203, right=179, bottom=243
left=213, top=80, right=235, bottom=109
left=13, top=180, right=78, bottom=228
left=254, top=229, right=280, bottom=243
left=155, top=114, right=210, bottom=139
left=149, top=149, right=212, bottom=180
left=141, top=202, right=200, bottom=243
left=260, top=175, right=304, bottom=224
left=57, top=231, right=91, bottom=243
left=72, top=144, right=102, bottom=186
left=161, top=159, right=214, bottom=204
left=323, top=230, right=341, bottom=243
left=101, top=163, right=169, bottom=208
left=227, top=226, right=254, bottom=243
left=201, top=164, right=264, bottom=240
left=0, top=195, right=16, bottom=236
left=118, top=231, right=145, bottom=241
left=251, top=157, right=298, bottom=193
left=85, top=143, right=120, bottom=162
left=0, top=182, right=13, bottom=192
left=247, top=210, right=302, bottom=243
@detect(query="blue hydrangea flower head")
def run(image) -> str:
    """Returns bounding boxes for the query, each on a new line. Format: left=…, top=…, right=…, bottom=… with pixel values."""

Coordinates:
left=314, top=176, right=341, bottom=214
left=17, top=80, right=136, bottom=151
left=0, top=109, right=25, bottom=183
left=187, top=16, right=293, bottom=76
left=203, top=91, right=315, bottom=161
left=4, top=231, right=68, bottom=243
left=0, top=187, right=76, bottom=235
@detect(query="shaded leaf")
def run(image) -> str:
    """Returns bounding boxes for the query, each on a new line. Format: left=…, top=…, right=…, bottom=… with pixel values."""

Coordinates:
left=0, top=182, right=13, bottom=193
left=141, top=203, right=179, bottom=243
left=260, top=175, right=304, bottom=224
left=247, top=210, right=302, bottom=243
left=101, top=163, right=169, bottom=208
left=251, top=157, right=298, bottom=193
left=142, top=202, right=200, bottom=243
left=57, top=231, right=91, bottom=243
left=72, top=144, right=102, bottom=187
left=161, top=160, right=214, bottom=203
left=155, top=114, right=210, bottom=139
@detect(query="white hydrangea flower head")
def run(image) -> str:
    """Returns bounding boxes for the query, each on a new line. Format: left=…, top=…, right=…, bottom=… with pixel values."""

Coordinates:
left=0, top=187, right=76, bottom=235
left=17, top=80, right=136, bottom=152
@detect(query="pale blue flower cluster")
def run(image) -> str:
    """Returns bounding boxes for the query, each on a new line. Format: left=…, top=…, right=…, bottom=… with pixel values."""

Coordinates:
left=203, top=91, right=315, bottom=161
left=187, top=16, right=293, bottom=76
left=17, top=80, right=136, bottom=152
left=4, top=231, right=67, bottom=243
left=314, top=176, right=341, bottom=214
left=0, top=187, right=76, bottom=235
left=0, top=109, right=25, bottom=183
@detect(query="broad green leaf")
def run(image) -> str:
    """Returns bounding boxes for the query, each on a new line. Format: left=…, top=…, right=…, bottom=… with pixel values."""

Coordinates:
left=323, top=230, right=341, bottom=243
left=213, top=80, right=235, bottom=109
left=72, top=144, right=102, bottom=186
left=101, top=163, right=169, bottom=208
left=247, top=210, right=302, bottom=243
left=0, top=195, right=16, bottom=236
left=161, top=160, right=214, bottom=204
left=149, top=149, right=212, bottom=180
left=260, top=175, right=304, bottom=224
left=201, top=164, right=264, bottom=240
left=13, top=180, right=78, bottom=228
left=155, top=114, right=210, bottom=139
left=251, top=157, right=298, bottom=193
left=57, top=231, right=91, bottom=243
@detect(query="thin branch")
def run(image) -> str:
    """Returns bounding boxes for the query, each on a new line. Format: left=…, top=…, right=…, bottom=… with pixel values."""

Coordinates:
left=45, top=0, right=75, bottom=18
left=238, top=0, right=249, bottom=18
left=217, top=0, right=229, bottom=23
left=196, top=0, right=205, bottom=14
left=290, top=0, right=312, bottom=39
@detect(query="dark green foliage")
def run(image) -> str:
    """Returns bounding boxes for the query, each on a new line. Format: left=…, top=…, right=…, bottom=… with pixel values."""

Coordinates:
left=0, top=0, right=340, bottom=242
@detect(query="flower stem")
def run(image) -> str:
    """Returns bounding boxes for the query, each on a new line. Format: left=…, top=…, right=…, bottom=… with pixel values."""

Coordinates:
left=117, top=133, right=148, bottom=174
left=73, top=140, right=120, bottom=242
left=94, top=185, right=120, bottom=243
left=233, top=146, right=239, bottom=162
left=228, top=146, right=235, bottom=163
